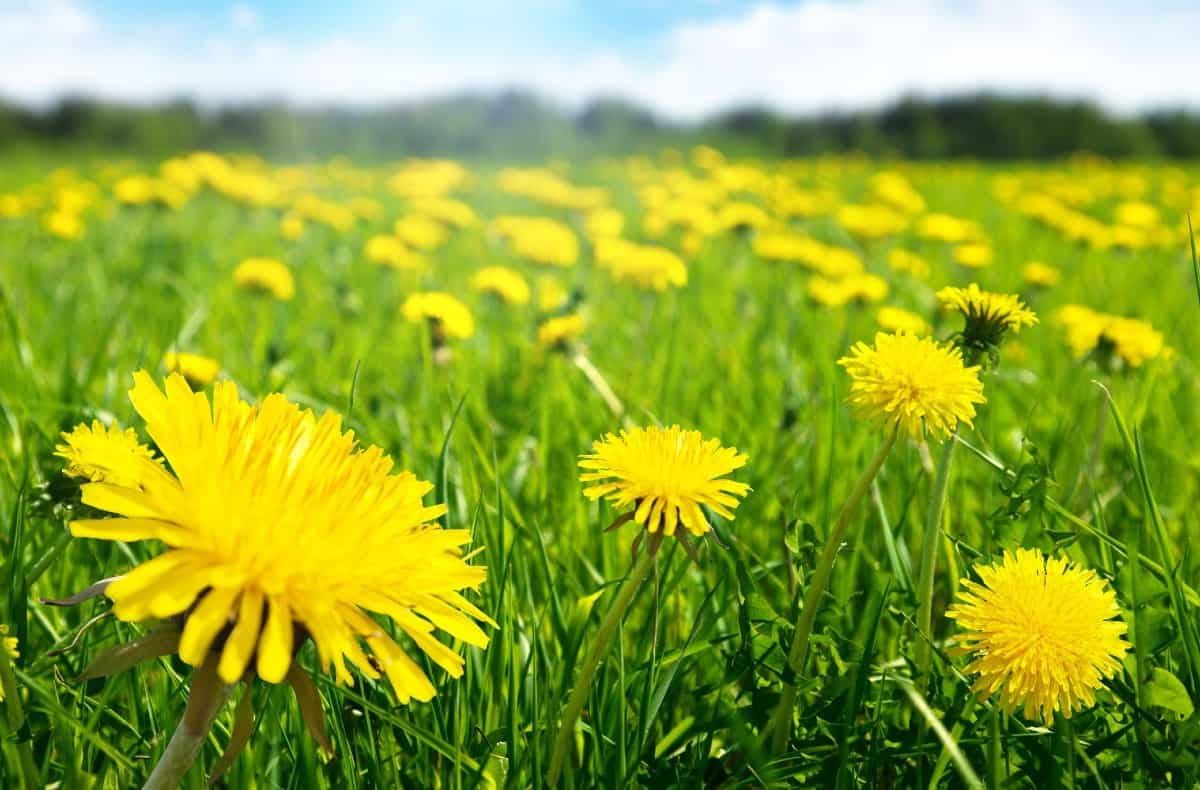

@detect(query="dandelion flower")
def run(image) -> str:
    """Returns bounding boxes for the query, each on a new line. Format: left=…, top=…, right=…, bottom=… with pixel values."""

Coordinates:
left=234, top=257, right=294, bottom=301
left=1022, top=261, right=1061, bottom=288
left=948, top=549, right=1129, bottom=723
left=579, top=426, right=749, bottom=537
left=471, top=266, right=531, bottom=305
left=56, top=420, right=162, bottom=488
left=1055, top=306, right=1164, bottom=368
left=162, top=351, right=220, bottom=388
left=402, top=291, right=475, bottom=340
left=952, top=243, right=994, bottom=268
left=937, top=283, right=1037, bottom=349
left=838, top=332, right=985, bottom=440
left=365, top=235, right=425, bottom=272
left=876, top=306, right=929, bottom=335
left=537, top=313, right=585, bottom=348
left=60, top=373, right=493, bottom=700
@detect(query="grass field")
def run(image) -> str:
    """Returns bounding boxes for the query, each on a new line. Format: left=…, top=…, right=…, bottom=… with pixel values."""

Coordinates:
left=1, top=150, right=1198, bottom=788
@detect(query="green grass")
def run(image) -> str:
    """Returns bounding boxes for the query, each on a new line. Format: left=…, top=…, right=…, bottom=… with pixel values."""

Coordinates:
left=1, top=152, right=1199, bottom=788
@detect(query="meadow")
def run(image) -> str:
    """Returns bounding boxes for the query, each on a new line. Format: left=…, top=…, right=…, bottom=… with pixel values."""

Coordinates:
left=0, top=148, right=1198, bottom=788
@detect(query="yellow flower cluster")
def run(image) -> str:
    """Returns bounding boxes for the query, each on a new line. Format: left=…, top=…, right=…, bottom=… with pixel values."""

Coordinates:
left=1055, top=305, right=1165, bottom=367
left=491, top=216, right=580, bottom=267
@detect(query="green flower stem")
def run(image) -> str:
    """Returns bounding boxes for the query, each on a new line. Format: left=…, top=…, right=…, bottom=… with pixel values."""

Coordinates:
left=142, top=659, right=232, bottom=790
left=0, top=641, right=37, bottom=789
left=914, top=434, right=957, bottom=678
left=769, top=427, right=898, bottom=754
left=548, top=538, right=658, bottom=786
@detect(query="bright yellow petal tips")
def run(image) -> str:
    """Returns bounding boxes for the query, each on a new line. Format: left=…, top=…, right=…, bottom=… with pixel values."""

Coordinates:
left=578, top=425, right=750, bottom=537
left=937, top=283, right=1037, bottom=349
left=60, top=371, right=491, bottom=697
left=55, top=420, right=163, bottom=488
left=838, top=332, right=985, bottom=441
left=947, top=549, right=1130, bottom=723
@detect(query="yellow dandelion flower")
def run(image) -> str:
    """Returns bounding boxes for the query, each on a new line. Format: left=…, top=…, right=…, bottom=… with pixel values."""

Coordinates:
left=937, top=283, right=1037, bottom=349
left=537, top=313, right=586, bottom=348
left=1055, top=306, right=1164, bottom=368
left=1100, top=317, right=1164, bottom=367
left=394, top=215, right=449, bottom=251
left=365, top=235, right=425, bottom=272
left=471, top=266, right=531, bottom=306
left=234, top=257, right=295, bottom=301
left=952, top=243, right=994, bottom=268
left=61, top=373, right=493, bottom=701
left=876, top=306, right=929, bottom=335
left=887, top=248, right=930, bottom=280
left=595, top=239, right=687, bottom=292
left=56, top=420, right=162, bottom=488
left=579, top=426, right=750, bottom=537
left=537, top=276, right=570, bottom=313
left=162, top=351, right=220, bottom=388
left=44, top=210, right=84, bottom=240
left=947, top=549, right=1129, bottom=723
left=1022, top=261, right=1061, bottom=288
left=838, top=332, right=985, bottom=441
left=402, top=292, right=475, bottom=340
left=280, top=214, right=305, bottom=240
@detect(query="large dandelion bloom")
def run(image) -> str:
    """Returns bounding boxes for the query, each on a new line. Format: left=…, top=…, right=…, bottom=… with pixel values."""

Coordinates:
left=948, top=549, right=1129, bottom=722
left=839, top=332, right=985, bottom=440
left=55, top=373, right=492, bottom=702
left=579, top=425, right=749, bottom=537
left=937, top=283, right=1037, bottom=349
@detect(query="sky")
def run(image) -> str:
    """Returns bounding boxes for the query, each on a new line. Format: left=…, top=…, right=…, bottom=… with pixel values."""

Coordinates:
left=1, top=0, right=1198, bottom=120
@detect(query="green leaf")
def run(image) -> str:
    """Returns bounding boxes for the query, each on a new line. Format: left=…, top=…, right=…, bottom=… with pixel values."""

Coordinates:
left=1144, top=667, right=1194, bottom=720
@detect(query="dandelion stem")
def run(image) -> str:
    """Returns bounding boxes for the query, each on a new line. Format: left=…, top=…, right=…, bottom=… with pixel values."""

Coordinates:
left=915, top=435, right=957, bottom=679
left=0, top=637, right=38, bottom=790
left=769, top=428, right=898, bottom=754
left=548, top=538, right=658, bottom=786
left=571, top=350, right=624, bottom=419
left=142, top=660, right=232, bottom=790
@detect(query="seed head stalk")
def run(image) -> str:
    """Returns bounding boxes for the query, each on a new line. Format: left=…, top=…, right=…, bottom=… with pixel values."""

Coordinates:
left=769, top=426, right=898, bottom=754
left=548, top=534, right=660, bottom=786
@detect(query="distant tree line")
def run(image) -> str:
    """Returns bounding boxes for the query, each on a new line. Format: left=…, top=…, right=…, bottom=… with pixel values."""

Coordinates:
left=0, top=91, right=1197, bottom=160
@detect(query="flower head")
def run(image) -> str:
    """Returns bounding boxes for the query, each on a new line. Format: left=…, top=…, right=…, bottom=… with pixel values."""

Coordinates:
left=162, top=351, right=220, bottom=388
left=947, top=549, right=1129, bottom=723
left=1055, top=305, right=1164, bottom=369
left=59, top=373, right=492, bottom=703
left=937, top=283, right=1038, bottom=350
left=1022, top=261, right=1062, bottom=288
left=838, top=332, right=985, bottom=440
left=876, top=306, right=929, bottom=335
left=402, top=292, right=475, bottom=340
left=579, top=425, right=749, bottom=537
left=537, top=313, right=586, bottom=349
left=0, top=625, right=18, bottom=702
left=234, top=257, right=295, bottom=301
left=365, top=235, right=425, bottom=271
left=56, top=420, right=162, bottom=487
left=471, top=266, right=531, bottom=305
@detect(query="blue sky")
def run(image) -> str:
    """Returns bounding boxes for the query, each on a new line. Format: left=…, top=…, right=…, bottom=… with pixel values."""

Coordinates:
left=2, top=0, right=1198, bottom=118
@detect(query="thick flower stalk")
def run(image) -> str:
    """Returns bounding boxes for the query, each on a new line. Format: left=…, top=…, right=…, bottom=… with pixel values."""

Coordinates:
left=549, top=426, right=749, bottom=785
left=769, top=332, right=984, bottom=754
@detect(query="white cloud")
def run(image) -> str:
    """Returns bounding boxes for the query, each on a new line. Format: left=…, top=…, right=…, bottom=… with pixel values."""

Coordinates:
left=229, top=3, right=259, bottom=32
left=0, top=0, right=1197, bottom=118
